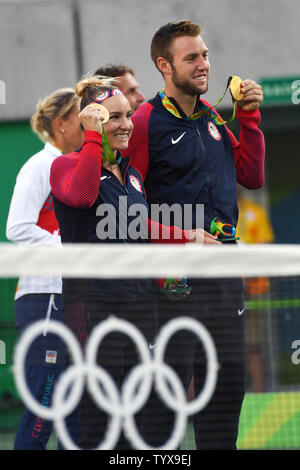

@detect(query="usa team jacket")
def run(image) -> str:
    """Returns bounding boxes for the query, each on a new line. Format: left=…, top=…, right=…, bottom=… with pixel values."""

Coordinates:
left=50, top=130, right=189, bottom=297
left=125, top=93, right=265, bottom=232
left=6, top=142, right=62, bottom=300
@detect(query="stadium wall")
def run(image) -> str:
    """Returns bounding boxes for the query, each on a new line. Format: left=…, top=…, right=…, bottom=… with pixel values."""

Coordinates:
left=0, top=0, right=299, bottom=119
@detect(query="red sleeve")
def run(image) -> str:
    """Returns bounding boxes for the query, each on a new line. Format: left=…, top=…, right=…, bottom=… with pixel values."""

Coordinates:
left=148, top=219, right=190, bottom=244
left=124, top=102, right=153, bottom=181
left=50, top=130, right=103, bottom=208
left=226, top=106, right=265, bottom=189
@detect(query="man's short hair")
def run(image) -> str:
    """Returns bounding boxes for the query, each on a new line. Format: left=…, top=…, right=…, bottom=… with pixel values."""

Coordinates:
left=151, top=20, right=202, bottom=70
left=94, top=64, right=135, bottom=78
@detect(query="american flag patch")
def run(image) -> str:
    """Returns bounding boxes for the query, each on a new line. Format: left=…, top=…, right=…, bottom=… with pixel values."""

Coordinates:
left=45, top=350, right=57, bottom=364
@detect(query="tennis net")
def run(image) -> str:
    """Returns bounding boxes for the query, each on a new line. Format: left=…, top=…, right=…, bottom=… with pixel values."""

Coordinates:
left=0, top=242, right=300, bottom=450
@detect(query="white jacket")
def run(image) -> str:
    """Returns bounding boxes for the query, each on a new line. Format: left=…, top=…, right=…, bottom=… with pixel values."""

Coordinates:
left=6, top=142, right=63, bottom=300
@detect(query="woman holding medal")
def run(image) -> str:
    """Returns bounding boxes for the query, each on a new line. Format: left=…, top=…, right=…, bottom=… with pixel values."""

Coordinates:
left=50, top=75, right=219, bottom=449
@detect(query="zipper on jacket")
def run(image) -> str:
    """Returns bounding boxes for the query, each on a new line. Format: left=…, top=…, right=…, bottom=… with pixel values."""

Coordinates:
left=122, top=157, right=135, bottom=206
left=194, top=121, right=214, bottom=226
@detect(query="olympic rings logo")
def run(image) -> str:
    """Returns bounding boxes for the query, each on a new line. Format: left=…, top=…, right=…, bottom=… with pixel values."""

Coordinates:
left=13, top=316, right=218, bottom=450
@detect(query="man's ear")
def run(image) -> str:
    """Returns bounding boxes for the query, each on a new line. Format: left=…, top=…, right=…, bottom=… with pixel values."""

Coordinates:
left=156, top=57, right=172, bottom=76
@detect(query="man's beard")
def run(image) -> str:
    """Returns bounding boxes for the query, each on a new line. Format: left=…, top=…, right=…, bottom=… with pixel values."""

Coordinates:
left=171, top=63, right=208, bottom=97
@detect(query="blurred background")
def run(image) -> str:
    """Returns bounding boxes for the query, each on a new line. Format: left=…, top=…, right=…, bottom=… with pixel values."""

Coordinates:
left=0, top=0, right=300, bottom=450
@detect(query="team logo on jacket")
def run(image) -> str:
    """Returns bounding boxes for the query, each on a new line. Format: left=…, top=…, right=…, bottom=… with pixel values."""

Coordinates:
left=129, top=175, right=143, bottom=193
left=208, top=121, right=221, bottom=141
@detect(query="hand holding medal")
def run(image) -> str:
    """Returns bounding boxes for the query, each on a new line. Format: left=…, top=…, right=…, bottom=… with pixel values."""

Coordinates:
left=88, top=102, right=110, bottom=124
left=231, top=78, right=263, bottom=111
left=79, top=102, right=107, bottom=135
left=82, top=102, right=121, bottom=165
left=209, top=75, right=263, bottom=123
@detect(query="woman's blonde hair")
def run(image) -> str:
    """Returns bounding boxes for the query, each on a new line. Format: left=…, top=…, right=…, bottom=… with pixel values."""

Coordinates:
left=30, top=87, right=78, bottom=142
left=75, top=75, right=117, bottom=111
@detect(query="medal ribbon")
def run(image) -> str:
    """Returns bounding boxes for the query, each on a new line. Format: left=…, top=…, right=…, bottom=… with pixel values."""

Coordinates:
left=91, top=94, right=122, bottom=165
left=101, top=129, right=121, bottom=165
left=159, top=76, right=238, bottom=126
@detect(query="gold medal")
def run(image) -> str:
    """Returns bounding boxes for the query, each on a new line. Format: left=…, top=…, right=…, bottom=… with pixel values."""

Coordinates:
left=229, top=76, right=244, bottom=101
left=88, top=103, right=110, bottom=123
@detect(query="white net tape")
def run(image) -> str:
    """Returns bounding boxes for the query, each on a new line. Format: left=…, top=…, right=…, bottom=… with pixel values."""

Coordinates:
left=1, top=243, right=300, bottom=278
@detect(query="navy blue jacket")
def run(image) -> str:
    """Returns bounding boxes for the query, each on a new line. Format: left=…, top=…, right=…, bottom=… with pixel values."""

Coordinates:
left=50, top=131, right=188, bottom=298
left=125, top=93, right=265, bottom=233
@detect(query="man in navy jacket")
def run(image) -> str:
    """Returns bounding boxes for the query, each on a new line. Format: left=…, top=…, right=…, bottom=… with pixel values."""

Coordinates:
left=125, top=20, right=265, bottom=450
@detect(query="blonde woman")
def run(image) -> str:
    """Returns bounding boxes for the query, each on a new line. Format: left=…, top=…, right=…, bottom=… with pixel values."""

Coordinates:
left=6, top=88, right=83, bottom=449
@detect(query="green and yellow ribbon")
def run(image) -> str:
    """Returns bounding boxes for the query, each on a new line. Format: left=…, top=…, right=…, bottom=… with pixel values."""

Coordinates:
left=159, top=75, right=242, bottom=126
left=101, top=129, right=121, bottom=165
